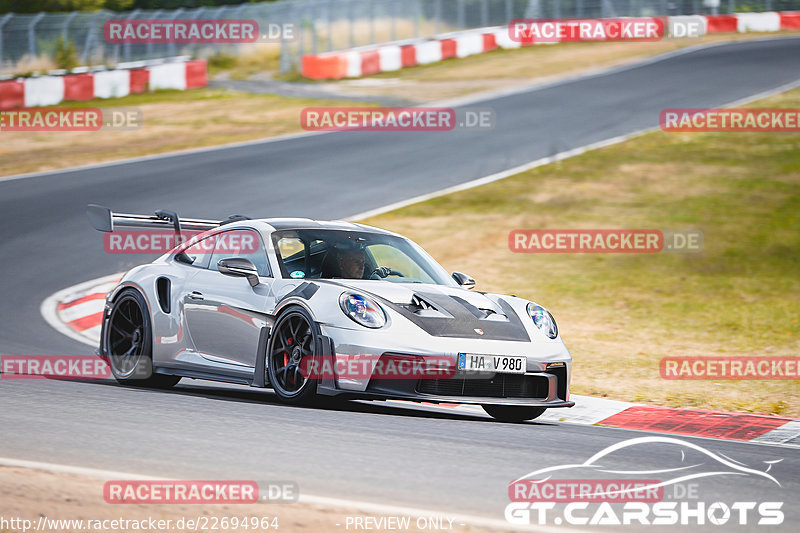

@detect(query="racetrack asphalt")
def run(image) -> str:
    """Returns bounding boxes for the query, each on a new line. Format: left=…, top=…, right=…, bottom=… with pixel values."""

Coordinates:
left=1, top=37, right=799, bottom=528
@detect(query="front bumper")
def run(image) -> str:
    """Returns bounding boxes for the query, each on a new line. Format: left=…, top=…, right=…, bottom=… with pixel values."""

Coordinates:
left=363, top=365, right=571, bottom=407
left=316, top=323, right=573, bottom=407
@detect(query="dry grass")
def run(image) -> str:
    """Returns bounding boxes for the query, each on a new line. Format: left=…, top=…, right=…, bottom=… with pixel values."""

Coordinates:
left=0, top=89, right=377, bottom=178
left=2, top=54, right=57, bottom=78
left=0, top=466, right=495, bottom=533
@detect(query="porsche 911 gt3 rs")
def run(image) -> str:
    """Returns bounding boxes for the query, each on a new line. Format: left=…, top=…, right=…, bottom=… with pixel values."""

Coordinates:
left=88, top=204, right=574, bottom=422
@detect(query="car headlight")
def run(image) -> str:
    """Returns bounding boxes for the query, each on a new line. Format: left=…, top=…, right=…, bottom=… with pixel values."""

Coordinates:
left=339, top=292, right=386, bottom=329
left=526, top=303, right=558, bottom=339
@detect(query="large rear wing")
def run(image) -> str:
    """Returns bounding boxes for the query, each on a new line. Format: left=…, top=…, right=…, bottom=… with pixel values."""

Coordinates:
left=87, top=204, right=249, bottom=235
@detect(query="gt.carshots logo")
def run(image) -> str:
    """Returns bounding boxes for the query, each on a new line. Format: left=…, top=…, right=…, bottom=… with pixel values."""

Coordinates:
left=509, top=18, right=664, bottom=43
left=505, top=437, right=784, bottom=526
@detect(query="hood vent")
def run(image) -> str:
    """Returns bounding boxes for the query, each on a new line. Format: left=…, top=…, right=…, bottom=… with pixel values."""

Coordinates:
left=450, top=295, right=507, bottom=321
left=403, top=294, right=452, bottom=318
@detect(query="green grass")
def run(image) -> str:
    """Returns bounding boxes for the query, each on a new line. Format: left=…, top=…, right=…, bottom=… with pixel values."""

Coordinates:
left=362, top=90, right=800, bottom=416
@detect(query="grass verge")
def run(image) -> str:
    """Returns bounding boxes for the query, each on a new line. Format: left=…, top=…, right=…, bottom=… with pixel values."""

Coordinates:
left=0, top=88, right=375, bottom=178
left=361, top=90, right=800, bottom=417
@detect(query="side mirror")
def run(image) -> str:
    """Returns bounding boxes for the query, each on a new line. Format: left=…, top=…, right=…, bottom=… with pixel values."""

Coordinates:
left=218, top=257, right=260, bottom=287
left=452, top=272, right=475, bottom=289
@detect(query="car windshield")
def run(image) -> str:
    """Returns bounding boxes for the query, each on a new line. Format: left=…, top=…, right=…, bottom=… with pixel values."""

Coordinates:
left=271, top=229, right=456, bottom=286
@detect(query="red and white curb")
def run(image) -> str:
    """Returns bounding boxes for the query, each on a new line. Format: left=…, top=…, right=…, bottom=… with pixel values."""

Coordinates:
left=41, top=274, right=800, bottom=447
left=392, top=399, right=800, bottom=447
left=0, top=59, right=207, bottom=110
left=302, top=11, right=800, bottom=79
left=40, top=273, right=122, bottom=347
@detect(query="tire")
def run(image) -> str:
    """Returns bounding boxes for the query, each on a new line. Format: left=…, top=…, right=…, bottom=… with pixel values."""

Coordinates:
left=105, top=288, right=180, bottom=388
left=482, top=405, right=546, bottom=423
left=267, top=306, right=320, bottom=405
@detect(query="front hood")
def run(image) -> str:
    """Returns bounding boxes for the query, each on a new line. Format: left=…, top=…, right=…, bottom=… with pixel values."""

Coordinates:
left=329, top=280, right=530, bottom=342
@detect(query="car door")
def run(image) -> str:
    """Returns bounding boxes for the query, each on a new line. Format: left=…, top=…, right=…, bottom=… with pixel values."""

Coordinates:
left=182, top=228, right=275, bottom=368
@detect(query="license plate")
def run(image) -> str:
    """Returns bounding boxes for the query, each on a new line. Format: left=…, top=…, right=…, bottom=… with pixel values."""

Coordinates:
left=457, top=353, right=526, bottom=374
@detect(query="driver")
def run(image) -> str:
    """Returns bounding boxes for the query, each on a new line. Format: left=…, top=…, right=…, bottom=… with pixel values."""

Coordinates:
left=337, top=248, right=366, bottom=279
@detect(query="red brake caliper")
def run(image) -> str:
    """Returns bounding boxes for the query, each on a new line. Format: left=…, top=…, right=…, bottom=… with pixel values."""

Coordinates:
left=285, top=337, right=293, bottom=382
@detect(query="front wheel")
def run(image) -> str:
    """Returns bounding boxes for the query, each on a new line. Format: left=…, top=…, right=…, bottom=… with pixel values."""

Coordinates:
left=267, top=306, right=320, bottom=405
left=105, top=288, right=180, bottom=388
left=482, top=405, right=546, bottom=423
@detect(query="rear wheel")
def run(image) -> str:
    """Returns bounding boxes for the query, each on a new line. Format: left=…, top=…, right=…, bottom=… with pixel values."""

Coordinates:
left=482, top=405, right=546, bottom=423
left=105, top=288, right=180, bottom=388
left=267, top=306, right=320, bottom=404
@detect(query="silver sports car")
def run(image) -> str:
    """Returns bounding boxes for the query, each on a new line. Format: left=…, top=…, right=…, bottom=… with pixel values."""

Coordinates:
left=88, top=205, right=574, bottom=422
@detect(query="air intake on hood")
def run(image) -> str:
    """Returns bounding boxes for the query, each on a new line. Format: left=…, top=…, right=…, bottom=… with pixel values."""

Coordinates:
left=403, top=294, right=452, bottom=318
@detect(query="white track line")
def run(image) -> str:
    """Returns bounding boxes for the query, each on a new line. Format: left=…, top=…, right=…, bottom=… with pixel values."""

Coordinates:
left=0, top=457, right=581, bottom=532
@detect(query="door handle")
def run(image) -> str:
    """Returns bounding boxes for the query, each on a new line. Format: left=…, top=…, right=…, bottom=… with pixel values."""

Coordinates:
left=188, top=291, right=204, bottom=301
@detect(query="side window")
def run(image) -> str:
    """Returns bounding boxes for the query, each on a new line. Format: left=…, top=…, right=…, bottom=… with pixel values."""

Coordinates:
left=175, top=236, right=215, bottom=269
left=275, top=237, right=307, bottom=279
left=209, top=229, right=271, bottom=277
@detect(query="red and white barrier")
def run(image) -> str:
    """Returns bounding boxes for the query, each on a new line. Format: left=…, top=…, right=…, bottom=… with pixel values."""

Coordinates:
left=302, top=11, right=800, bottom=80
left=94, top=69, right=131, bottom=99
left=0, top=79, right=24, bottom=109
left=736, top=12, right=781, bottom=32
left=0, top=59, right=207, bottom=110
left=63, top=73, right=94, bottom=101
left=780, top=11, right=800, bottom=29
left=24, top=76, right=65, bottom=108
left=149, top=62, right=187, bottom=91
